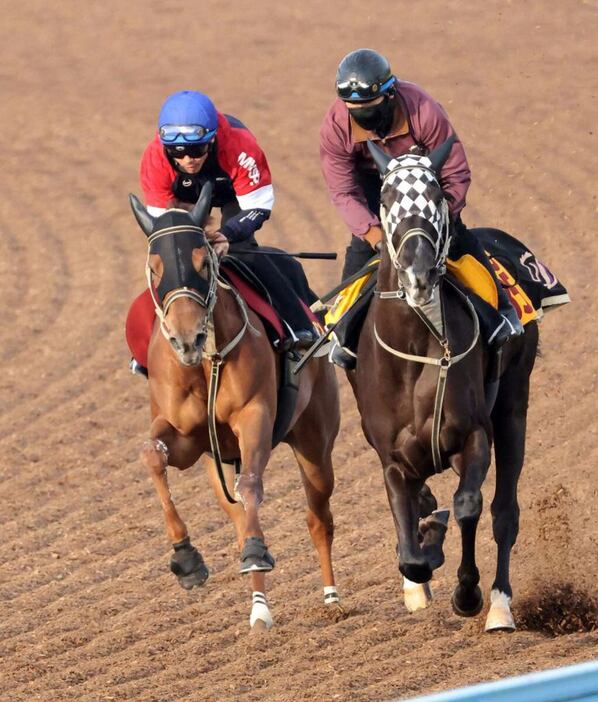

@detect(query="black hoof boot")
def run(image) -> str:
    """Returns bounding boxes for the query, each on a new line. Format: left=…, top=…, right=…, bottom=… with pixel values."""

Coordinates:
left=170, top=537, right=209, bottom=590
left=420, top=509, right=450, bottom=571
left=452, top=584, right=483, bottom=617
left=240, top=536, right=275, bottom=574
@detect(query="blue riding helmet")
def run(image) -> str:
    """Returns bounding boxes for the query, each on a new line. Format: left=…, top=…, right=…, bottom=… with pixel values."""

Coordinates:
left=158, top=90, right=218, bottom=145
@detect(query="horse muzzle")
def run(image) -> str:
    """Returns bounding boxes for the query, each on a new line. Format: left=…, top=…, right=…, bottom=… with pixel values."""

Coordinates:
left=169, top=332, right=206, bottom=366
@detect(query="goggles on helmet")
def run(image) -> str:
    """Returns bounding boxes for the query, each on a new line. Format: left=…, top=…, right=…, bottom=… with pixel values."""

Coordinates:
left=336, top=75, right=395, bottom=102
left=159, top=124, right=216, bottom=143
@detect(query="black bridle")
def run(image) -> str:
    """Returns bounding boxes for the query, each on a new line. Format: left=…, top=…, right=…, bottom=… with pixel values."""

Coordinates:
left=145, top=223, right=219, bottom=340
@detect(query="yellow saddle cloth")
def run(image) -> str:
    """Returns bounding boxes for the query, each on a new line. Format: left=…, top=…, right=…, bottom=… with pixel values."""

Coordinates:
left=325, top=254, right=538, bottom=327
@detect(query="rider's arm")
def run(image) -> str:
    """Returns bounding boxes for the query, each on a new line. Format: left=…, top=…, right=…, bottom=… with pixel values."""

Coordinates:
left=413, top=90, right=471, bottom=220
left=319, top=103, right=381, bottom=238
left=217, top=129, right=275, bottom=243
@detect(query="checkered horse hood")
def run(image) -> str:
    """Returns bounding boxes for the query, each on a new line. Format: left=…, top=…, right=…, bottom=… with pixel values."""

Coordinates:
left=369, top=136, right=456, bottom=260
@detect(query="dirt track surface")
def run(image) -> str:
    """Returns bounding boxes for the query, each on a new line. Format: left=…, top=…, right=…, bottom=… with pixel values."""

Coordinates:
left=1, top=2, right=597, bottom=701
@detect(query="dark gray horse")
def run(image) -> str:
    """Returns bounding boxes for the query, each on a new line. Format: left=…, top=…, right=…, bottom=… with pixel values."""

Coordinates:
left=350, top=138, right=539, bottom=631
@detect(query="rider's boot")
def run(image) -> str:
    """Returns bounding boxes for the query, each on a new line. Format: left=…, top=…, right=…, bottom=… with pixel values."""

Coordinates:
left=329, top=338, right=357, bottom=370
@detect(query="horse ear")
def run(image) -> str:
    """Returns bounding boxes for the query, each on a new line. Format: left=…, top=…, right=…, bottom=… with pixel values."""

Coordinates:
left=367, top=140, right=392, bottom=174
left=189, top=180, right=214, bottom=228
left=129, top=194, right=155, bottom=237
left=428, top=134, right=457, bottom=173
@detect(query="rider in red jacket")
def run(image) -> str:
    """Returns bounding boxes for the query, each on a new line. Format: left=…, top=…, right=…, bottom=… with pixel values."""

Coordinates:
left=138, top=90, right=317, bottom=351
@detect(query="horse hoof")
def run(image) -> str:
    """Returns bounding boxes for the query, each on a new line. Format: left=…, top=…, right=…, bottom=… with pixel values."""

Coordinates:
left=452, top=585, right=483, bottom=617
left=399, top=560, right=432, bottom=585
left=250, top=594, right=273, bottom=631
left=403, top=578, right=433, bottom=612
left=250, top=618, right=271, bottom=634
left=240, top=537, right=275, bottom=574
left=419, top=509, right=449, bottom=570
left=170, top=539, right=209, bottom=588
left=485, top=590, right=516, bottom=632
left=177, top=566, right=209, bottom=590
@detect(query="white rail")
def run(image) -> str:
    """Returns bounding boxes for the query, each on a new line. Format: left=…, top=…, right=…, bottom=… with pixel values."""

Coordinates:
left=400, top=660, right=598, bottom=702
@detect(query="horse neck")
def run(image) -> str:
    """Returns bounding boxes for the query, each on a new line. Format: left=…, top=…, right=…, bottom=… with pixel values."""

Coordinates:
left=211, top=285, right=249, bottom=346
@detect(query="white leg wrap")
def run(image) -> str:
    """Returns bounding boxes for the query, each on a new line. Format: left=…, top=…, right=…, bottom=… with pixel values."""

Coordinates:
left=403, top=577, right=433, bottom=613
left=323, top=585, right=340, bottom=604
left=249, top=591, right=273, bottom=629
left=485, top=589, right=516, bottom=632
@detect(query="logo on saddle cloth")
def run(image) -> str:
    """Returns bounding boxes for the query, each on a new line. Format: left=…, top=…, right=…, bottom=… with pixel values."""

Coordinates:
left=446, top=253, right=536, bottom=326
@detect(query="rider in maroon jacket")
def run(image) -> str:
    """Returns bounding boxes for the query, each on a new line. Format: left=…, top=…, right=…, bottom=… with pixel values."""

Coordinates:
left=319, top=49, right=523, bottom=366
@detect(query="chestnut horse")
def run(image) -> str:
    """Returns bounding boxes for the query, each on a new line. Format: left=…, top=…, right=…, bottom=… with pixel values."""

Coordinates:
left=351, top=138, right=539, bottom=632
left=129, top=183, right=340, bottom=630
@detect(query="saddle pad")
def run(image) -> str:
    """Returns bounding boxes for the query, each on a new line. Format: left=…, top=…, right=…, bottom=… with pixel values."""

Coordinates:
left=475, top=227, right=571, bottom=314
left=222, top=267, right=285, bottom=340
left=125, top=288, right=156, bottom=368
left=446, top=254, right=537, bottom=326
left=221, top=259, right=322, bottom=328
left=325, top=229, right=569, bottom=330
left=325, top=260, right=380, bottom=327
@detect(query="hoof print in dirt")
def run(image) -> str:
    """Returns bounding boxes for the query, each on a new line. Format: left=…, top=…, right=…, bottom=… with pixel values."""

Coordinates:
left=170, top=538, right=209, bottom=589
left=239, top=537, right=275, bottom=574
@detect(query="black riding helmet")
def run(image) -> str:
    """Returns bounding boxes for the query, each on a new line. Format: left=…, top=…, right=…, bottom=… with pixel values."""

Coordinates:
left=336, top=48, right=395, bottom=102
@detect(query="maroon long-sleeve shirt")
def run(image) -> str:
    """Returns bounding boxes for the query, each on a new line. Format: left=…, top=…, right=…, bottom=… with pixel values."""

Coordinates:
left=319, top=80, right=471, bottom=237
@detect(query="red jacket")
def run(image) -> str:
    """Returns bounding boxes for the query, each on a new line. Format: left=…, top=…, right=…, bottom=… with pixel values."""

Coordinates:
left=140, top=111, right=274, bottom=215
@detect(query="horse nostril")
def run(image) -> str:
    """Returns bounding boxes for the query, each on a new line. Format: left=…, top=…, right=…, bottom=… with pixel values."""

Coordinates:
left=194, top=333, right=206, bottom=349
left=169, top=336, right=181, bottom=351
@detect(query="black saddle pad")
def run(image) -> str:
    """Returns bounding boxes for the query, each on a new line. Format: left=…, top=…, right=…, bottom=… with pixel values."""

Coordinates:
left=473, top=227, right=570, bottom=312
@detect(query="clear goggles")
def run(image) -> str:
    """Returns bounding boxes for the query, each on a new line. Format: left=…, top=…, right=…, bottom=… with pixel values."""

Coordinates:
left=158, top=124, right=216, bottom=143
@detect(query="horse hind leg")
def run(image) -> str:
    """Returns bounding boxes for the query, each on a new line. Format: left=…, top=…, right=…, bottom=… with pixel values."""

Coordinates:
left=204, top=456, right=273, bottom=631
left=141, top=420, right=208, bottom=590
left=485, top=351, right=534, bottom=632
left=290, top=441, right=342, bottom=610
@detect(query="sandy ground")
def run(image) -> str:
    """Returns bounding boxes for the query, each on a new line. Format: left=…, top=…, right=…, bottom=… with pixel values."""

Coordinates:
left=0, top=1, right=597, bottom=701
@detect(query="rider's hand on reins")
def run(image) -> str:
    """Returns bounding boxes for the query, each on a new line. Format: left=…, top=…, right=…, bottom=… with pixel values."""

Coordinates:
left=208, top=231, right=230, bottom=259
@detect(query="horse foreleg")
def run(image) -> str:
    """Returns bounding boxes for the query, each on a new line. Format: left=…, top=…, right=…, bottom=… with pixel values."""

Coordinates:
left=231, top=405, right=276, bottom=574
left=204, top=457, right=273, bottom=630
left=451, top=426, right=491, bottom=617
left=141, top=418, right=208, bottom=590
left=383, top=462, right=430, bottom=584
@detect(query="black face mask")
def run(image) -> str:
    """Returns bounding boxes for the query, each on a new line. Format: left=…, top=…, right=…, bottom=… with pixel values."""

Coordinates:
left=350, top=93, right=395, bottom=138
